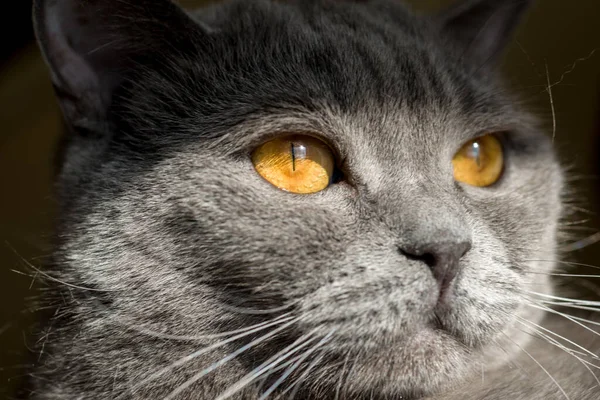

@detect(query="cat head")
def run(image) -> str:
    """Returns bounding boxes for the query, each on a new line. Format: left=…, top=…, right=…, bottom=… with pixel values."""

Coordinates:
left=35, top=0, right=561, bottom=397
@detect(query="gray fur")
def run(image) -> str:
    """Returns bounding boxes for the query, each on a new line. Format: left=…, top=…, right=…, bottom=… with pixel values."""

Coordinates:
left=28, top=0, right=599, bottom=399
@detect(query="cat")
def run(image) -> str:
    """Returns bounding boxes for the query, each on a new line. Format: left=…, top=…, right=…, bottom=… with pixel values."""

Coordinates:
left=28, top=0, right=600, bottom=398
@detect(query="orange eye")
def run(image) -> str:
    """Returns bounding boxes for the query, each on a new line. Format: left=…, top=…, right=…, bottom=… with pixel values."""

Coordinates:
left=452, top=134, right=504, bottom=187
left=252, top=135, right=335, bottom=194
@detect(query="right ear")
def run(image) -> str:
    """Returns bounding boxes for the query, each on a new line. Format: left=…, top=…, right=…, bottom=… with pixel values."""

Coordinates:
left=436, top=0, right=532, bottom=68
left=33, top=0, right=208, bottom=134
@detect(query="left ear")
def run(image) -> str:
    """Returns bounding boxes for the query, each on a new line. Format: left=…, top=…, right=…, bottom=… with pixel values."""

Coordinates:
left=437, top=0, right=532, bottom=67
left=33, top=0, right=208, bottom=135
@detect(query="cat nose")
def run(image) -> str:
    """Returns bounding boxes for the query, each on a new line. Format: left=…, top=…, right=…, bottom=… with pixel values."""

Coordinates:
left=399, top=239, right=471, bottom=292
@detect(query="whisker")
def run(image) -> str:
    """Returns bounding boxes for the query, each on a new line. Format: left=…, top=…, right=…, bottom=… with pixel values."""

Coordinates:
left=214, top=329, right=324, bottom=400
left=548, top=48, right=598, bottom=90
left=219, top=301, right=298, bottom=316
left=258, top=329, right=335, bottom=399
left=491, top=338, right=531, bottom=379
left=515, top=40, right=543, bottom=78
left=561, top=232, right=600, bottom=252
left=543, top=61, right=557, bottom=143
left=536, top=302, right=600, bottom=314
left=515, top=315, right=599, bottom=360
left=493, top=312, right=552, bottom=378
left=526, top=272, right=600, bottom=278
left=334, top=352, right=352, bottom=400
left=532, top=330, right=600, bottom=370
left=525, top=260, right=600, bottom=271
left=538, top=332, right=600, bottom=370
left=117, top=316, right=295, bottom=399
left=282, top=354, right=326, bottom=400
left=254, top=353, right=307, bottom=393
left=559, top=218, right=592, bottom=226
left=526, top=291, right=600, bottom=306
left=514, top=324, right=600, bottom=386
left=118, top=312, right=293, bottom=342
left=7, top=250, right=118, bottom=293
left=503, top=333, right=570, bottom=400
left=162, top=317, right=300, bottom=400
left=528, top=303, right=600, bottom=339
left=566, top=314, right=600, bottom=328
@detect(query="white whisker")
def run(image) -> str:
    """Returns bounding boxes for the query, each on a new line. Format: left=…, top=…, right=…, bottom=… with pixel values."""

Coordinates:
left=528, top=303, right=600, bottom=340
left=282, top=354, right=326, bottom=400
left=525, top=260, right=600, bottom=271
left=534, top=301, right=600, bottom=314
left=334, top=352, right=352, bottom=400
left=515, top=315, right=599, bottom=359
left=219, top=302, right=298, bottom=316
left=549, top=48, right=598, bottom=90
left=561, top=232, right=600, bottom=252
left=163, top=317, right=299, bottom=400
left=527, top=291, right=600, bottom=306
left=491, top=338, right=531, bottom=379
left=258, top=329, right=335, bottom=399
left=117, top=316, right=295, bottom=399
left=214, top=329, right=323, bottom=400
left=504, top=333, right=570, bottom=400
left=515, top=325, right=600, bottom=387
left=566, top=314, right=600, bottom=328
left=254, top=353, right=307, bottom=393
left=527, top=272, right=600, bottom=278
left=544, top=61, right=556, bottom=143
left=118, top=312, right=293, bottom=342
left=7, top=244, right=118, bottom=293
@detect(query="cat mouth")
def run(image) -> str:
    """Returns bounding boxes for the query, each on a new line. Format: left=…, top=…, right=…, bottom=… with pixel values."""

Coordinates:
left=306, top=323, right=474, bottom=386
left=300, top=307, right=470, bottom=353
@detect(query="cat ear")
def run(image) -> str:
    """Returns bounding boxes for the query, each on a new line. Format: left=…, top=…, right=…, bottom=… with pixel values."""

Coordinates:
left=33, top=0, right=208, bottom=134
left=437, top=0, right=532, bottom=67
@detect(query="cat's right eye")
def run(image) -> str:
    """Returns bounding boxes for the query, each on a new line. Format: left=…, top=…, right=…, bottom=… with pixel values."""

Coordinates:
left=452, top=134, right=504, bottom=187
left=251, top=135, right=335, bottom=194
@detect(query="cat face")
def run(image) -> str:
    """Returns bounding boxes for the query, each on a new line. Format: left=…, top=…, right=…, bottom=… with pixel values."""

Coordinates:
left=35, top=0, right=561, bottom=397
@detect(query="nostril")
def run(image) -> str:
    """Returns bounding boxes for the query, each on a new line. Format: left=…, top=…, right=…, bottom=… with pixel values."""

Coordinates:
left=398, top=240, right=470, bottom=291
left=399, top=248, right=436, bottom=269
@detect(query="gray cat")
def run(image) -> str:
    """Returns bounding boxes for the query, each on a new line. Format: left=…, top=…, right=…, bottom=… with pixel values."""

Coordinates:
left=29, top=0, right=600, bottom=398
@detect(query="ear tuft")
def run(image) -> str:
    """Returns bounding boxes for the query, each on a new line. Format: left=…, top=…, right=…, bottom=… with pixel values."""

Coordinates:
left=437, top=0, right=532, bottom=67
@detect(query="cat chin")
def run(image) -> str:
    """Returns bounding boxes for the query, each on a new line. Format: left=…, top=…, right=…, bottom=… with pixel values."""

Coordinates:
left=291, top=298, right=525, bottom=397
left=296, top=327, right=476, bottom=398
left=482, top=301, right=548, bottom=370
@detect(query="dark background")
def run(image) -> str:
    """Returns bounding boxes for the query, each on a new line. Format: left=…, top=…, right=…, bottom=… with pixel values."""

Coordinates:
left=1, top=0, right=599, bottom=398
left=0, top=3, right=33, bottom=65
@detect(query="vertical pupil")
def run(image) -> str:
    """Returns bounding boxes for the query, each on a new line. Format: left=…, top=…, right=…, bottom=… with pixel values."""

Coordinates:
left=291, top=143, right=296, bottom=171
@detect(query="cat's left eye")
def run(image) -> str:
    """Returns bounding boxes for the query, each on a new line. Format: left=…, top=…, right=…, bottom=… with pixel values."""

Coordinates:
left=252, top=135, right=335, bottom=194
left=452, top=134, right=504, bottom=187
